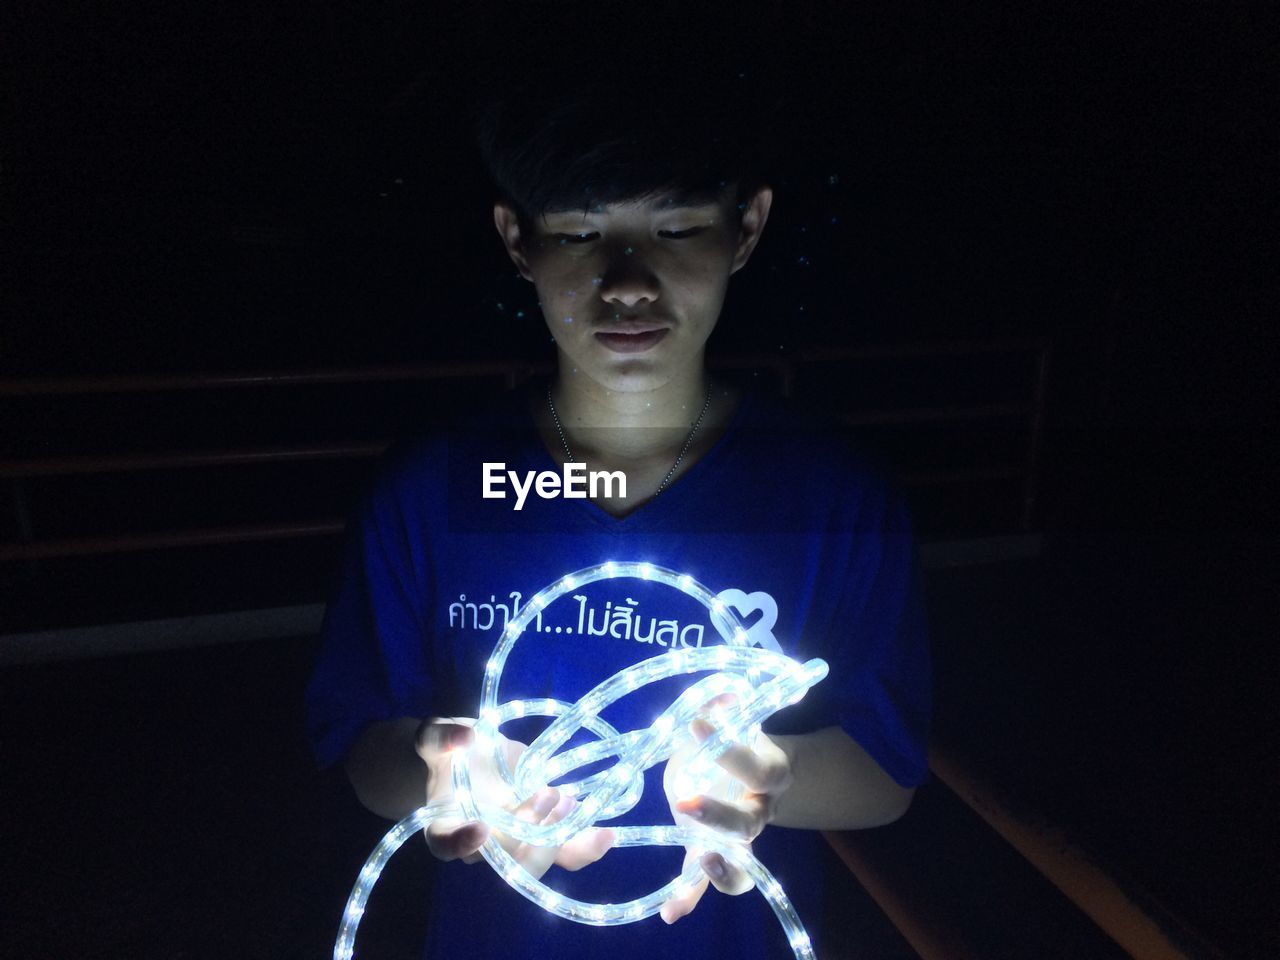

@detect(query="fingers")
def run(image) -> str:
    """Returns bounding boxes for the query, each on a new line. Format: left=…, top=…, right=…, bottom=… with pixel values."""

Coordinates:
left=415, top=718, right=475, bottom=801
left=660, top=876, right=708, bottom=924
left=512, top=787, right=615, bottom=874
left=424, top=819, right=490, bottom=862
left=699, top=851, right=755, bottom=896
left=555, top=824, right=615, bottom=871
left=414, top=718, right=475, bottom=760
left=517, top=787, right=563, bottom=825
left=689, top=717, right=791, bottom=796
left=501, top=787, right=616, bottom=876
left=416, top=720, right=485, bottom=861
left=660, top=850, right=709, bottom=924
left=509, top=788, right=574, bottom=880
left=675, top=794, right=768, bottom=840
left=660, top=846, right=756, bottom=924
left=429, top=786, right=559, bottom=870
left=699, top=691, right=740, bottom=714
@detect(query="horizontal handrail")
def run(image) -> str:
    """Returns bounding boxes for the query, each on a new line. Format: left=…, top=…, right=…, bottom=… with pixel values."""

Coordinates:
left=0, top=340, right=1048, bottom=398
left=0, top=359, right=550, bottom=397
left=928, top=742, right=1222, bottom=960
left=0, top=604, right=327, bottom=665
left=1, top=403, right=1031, bottom=480
left=0, top=443, right=389, bottom=479
left=839, top=402, right=1030, bottom=426
left=797, top=337, right=1048, bottom=362
left=822, top=739, right=1223, bottom=959
left=822, top=828, right=981, bottom=960
left=0, top=520, right=345, bottom=562
left=0, top=469, right=1035, bottom=565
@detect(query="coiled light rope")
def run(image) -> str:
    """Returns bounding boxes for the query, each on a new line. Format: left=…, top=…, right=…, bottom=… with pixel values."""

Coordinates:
left=333, top=561, right=828, bottom=959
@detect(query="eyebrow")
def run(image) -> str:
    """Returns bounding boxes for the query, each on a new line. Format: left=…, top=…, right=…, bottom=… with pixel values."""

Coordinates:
left=650, top=189, right=726, bottom=210
left=544, top=195, right=721, bottom=218
left=654, top=198, right=719, bottom=211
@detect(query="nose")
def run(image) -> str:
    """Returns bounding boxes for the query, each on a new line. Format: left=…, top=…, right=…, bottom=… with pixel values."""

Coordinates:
left=596, top=248, right=660, bottom=309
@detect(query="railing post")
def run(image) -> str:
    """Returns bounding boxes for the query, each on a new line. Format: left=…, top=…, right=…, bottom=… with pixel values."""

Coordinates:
left=10, top=479, right=33, bottom=544
left=10, top=477, right=39, bottom=578
left=1022, top=339, right=1051, bottom=532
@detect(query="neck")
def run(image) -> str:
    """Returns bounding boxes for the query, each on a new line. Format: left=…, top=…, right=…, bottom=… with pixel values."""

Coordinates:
left=549, top=361, right=711, bottom=463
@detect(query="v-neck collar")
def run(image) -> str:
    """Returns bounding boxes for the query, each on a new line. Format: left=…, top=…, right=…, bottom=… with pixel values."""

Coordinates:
left=514, top=384, right=758, bottom=531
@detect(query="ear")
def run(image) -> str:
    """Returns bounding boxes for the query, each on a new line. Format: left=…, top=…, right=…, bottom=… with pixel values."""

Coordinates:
left=494, top=200, right=536, bottom=281
left=729, top=185, right=773, bottom=275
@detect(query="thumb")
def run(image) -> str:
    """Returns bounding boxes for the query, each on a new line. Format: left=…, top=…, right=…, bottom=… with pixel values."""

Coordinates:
left=415, top=718, right=475, bottom=758
left=415, top=719, right=475, bottom=790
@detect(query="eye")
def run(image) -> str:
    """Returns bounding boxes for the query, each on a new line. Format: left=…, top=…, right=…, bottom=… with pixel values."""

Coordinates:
left=555, top=232, right=599, bottom=244
left=659, top=227, right=705, bottom=240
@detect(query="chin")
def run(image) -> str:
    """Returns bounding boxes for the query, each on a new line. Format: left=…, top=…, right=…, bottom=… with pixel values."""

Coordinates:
left=566, top=358, right=672, bottom=394
left=598, top=366, right=673, bottom=394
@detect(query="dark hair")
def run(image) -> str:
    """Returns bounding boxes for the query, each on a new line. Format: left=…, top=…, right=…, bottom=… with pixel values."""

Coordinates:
left=473, top=68, right=778, bottom=233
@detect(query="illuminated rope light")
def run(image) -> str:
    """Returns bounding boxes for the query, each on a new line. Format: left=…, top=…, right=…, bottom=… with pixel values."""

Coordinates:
left=333, top=561, right=828, bottom=959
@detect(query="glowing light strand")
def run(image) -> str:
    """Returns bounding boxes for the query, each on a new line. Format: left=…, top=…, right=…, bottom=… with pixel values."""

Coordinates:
left=333, top=561, right=826, bottom=959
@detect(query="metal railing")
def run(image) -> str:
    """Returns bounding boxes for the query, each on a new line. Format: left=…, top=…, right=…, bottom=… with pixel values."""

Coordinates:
left=1, top=340, right=1050, bottom=562
left=822, top=738, right=1223, bottom=960
left=4, top=338, right=1224, bottom=957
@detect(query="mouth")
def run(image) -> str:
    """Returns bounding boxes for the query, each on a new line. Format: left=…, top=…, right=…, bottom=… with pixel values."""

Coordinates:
left=593, top=319, right=670, bottom=354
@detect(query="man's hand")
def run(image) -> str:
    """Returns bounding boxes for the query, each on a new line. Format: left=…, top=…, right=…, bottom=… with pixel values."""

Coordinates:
left=414, top=718, right=614, bottom=879
left=659, top=696, right=794, bottom=924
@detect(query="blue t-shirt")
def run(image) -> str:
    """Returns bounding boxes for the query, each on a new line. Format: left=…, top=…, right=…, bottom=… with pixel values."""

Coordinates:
left=306, top=386, right=931, bottom=959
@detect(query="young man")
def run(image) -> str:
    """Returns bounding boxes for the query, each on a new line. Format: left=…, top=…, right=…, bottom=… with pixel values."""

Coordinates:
left=307, top=72, right=930, bottom=958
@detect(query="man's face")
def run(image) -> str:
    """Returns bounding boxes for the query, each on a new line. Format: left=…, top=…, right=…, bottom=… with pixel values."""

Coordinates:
left=495, top=185, right=772, bottom=394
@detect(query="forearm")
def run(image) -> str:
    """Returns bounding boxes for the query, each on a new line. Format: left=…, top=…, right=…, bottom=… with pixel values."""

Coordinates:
left=769, top=726, right=915, bottom=830
left=343, top=717, right=427, bottom=821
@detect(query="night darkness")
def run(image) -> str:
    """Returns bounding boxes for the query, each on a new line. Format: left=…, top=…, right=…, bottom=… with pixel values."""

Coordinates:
left=2, top=2, right=1276, bottom=959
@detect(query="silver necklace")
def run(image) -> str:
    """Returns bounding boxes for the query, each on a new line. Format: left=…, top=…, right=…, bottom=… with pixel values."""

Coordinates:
left=547, top=383, right=713, bottom=496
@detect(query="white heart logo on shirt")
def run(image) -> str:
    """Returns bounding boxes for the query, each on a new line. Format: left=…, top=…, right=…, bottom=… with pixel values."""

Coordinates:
left=716, top=589, right=782, bottom=653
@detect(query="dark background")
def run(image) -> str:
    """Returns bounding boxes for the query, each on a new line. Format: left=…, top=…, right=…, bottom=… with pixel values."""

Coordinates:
left=2, top=2, right=1276, bottom=958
